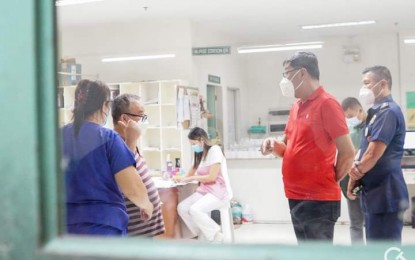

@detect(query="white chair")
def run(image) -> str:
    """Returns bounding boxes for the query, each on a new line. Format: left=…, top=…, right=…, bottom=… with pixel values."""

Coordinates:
left=218, top=157, right=234, bottom=243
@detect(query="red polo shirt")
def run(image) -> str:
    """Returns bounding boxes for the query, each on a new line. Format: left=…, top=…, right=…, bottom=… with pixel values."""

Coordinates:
left=281, top=86, right=348, bottom=201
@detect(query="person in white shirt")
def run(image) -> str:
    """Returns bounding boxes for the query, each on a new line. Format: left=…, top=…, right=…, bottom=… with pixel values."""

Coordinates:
left=174, top=127, right=230, bottom=242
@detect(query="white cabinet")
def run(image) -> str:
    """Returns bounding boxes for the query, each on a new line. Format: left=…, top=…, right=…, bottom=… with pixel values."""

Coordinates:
left=118, top=80, right=195, bottom=175
left=57, top=80, right=197, bottom=175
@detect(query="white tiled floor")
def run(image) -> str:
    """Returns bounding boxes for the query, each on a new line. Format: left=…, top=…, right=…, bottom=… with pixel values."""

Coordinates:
left=233, top=223, right=415, bottom=245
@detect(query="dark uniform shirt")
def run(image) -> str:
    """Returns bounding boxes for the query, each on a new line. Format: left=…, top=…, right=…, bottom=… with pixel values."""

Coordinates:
left=358, top=95, right=409, bottom=214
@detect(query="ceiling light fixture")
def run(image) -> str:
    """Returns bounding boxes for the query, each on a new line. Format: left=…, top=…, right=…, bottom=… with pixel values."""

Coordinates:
left=237, top=42, right=323, bottom=54
left=404, top=39, right=415, bottom=44
left=55, top=0, right=104, bottom=7
left=101, top=54, right=176, bottom=63
left=301, top=20, right=376, bottom=30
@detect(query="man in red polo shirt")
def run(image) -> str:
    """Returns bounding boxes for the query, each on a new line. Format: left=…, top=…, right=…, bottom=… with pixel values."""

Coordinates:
left=261, top=52, right=355, bottom=243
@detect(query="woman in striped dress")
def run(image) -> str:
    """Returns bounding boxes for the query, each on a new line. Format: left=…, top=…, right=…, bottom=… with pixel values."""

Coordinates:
left=112, top=94, right=165, bottom=237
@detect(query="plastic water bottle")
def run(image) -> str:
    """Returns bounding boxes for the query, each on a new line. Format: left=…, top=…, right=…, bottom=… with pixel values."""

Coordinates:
left=166, top=154, right=173, bottom=174
left=231, top=201, right=242, bottom=225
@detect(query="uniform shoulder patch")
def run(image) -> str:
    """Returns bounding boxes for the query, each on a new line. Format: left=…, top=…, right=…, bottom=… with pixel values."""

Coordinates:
left=380, top=102, right=389, bottom=110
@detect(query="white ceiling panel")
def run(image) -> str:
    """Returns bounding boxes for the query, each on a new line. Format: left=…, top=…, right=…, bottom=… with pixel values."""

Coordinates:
left=57, top=0, right=415, bottom=44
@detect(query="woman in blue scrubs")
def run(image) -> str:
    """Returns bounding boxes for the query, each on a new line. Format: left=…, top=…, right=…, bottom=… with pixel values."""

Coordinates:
left=62, top=80, right=153, bottom=236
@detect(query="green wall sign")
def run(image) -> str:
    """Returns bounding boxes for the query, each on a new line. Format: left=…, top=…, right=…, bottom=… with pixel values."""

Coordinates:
left=406, top=91, right=415, bottom=108
left=208, top=74, right=221, bottom=84
left=192, top=46, right=231, bottom=55
left=406, top=91, right=415, bottom=129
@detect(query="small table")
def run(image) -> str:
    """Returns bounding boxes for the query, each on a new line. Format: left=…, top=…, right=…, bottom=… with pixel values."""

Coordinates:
left=153, top=177, right=198, bottom=238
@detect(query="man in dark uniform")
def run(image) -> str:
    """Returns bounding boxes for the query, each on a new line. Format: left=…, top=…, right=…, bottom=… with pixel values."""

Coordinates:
left=348, top=65, right=409, bottom=243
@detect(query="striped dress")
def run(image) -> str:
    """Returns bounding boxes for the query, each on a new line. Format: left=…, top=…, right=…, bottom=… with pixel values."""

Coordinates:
left=125, top=150, right=165, bottom=236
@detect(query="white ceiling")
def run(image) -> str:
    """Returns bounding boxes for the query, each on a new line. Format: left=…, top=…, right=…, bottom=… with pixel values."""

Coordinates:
left=57, top=0, right=415, bottom=44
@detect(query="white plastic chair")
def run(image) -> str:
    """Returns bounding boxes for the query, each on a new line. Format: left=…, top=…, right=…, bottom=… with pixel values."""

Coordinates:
left=218, top=157, right=234, bottom=243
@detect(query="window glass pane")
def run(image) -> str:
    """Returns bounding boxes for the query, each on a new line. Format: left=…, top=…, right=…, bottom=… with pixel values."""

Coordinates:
left=55, top=0, right=415, bottom=254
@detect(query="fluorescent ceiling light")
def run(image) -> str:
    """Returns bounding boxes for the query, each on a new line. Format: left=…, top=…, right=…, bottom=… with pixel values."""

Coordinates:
left=285, top=41, right=324, bottom=46
left=101, top=54, right=176, bottom=63
left=301, top=20, right=376, bottom=30
left=55, top=0, right=104, bottom=7
left=404, top=39, right=415, bottom=44
left=237, top=42, right=323, bottom=54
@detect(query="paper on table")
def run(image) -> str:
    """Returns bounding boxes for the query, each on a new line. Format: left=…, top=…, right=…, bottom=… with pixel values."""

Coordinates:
left=152, top=177, right=197, bottom=188
left=152, top=177, right=175, bottom=188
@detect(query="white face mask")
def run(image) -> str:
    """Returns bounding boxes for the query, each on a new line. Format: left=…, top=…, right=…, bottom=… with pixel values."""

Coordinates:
left=346, top=116, right=361, bottom=128
left=358, top=88, right=375, bottom=106
left=358, top=81, right=382, bottom=106
left=138, top=121, right=149, bottom=136
left=279, top=69, right=304, bottom=98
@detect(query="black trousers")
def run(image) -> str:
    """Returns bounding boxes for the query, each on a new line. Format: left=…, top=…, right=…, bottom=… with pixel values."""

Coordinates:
left=288, top=199, right=340, bottom=244
left=365, top=211, right=403, bottom=243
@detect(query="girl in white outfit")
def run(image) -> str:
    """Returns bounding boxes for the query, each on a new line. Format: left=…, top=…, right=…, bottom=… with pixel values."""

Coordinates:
left=175, top=127, right=229, bottom=242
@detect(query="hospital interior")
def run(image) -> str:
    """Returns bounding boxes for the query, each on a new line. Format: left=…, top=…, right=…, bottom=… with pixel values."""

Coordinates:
left=56, top=0, right=415, bottom=245
left=2, top=1, right=415, bottom=259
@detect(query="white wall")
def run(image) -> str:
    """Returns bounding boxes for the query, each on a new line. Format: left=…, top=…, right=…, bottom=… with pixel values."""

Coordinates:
left=399, top=32, right=415, bottom=113
left=191, top=53, right=245, bottom=144
left=59, top=19, right=193, bottom=83
left=191, top=23, right=248, bottom=148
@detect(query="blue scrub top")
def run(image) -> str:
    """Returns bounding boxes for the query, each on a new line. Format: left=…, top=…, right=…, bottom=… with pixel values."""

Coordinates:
left=358, top=95, right=409, bottom=214
left=62, top=122, right=136, bottom=232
